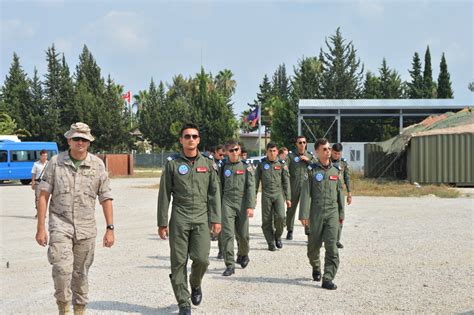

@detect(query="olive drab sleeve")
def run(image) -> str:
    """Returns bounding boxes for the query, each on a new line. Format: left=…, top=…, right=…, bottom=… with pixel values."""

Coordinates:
left=343, top=161, right=351, bottom=193
left=157, top=160, right=173, bottom=227
left=282, top=164, right=291, bottom=200
left=337, top=178, right=345, bottom=221
left=244, top=165, right=256, bottom=209
left=208, top=161, right=222, bottom=224
left=254, top=162, right=262, bottom=195
left=298, top=168, right=311, bottom=220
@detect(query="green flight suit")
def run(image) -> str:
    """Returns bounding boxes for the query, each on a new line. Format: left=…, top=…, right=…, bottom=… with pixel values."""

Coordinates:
left=299, top=161, right=344, bottom=281
left=286, top=150, right=315, bottom=231
left=332, top=158, right=351, bottom=242
left=255, top=158, right=291, bottom=245
left=157, top=151, right=221, bottom=308
left=221, top=159, right=256, bottom=268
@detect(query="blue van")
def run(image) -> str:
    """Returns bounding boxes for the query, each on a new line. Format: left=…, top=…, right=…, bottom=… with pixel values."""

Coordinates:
left=0, top=141, right=59, bottom=185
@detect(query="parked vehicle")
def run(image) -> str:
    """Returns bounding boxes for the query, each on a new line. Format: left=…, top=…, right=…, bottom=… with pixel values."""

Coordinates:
left=0, top=141, right=59, bottom=185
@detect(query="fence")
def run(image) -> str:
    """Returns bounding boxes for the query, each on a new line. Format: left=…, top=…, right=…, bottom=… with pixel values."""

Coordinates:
left=134, top=152, right=176, bottom=168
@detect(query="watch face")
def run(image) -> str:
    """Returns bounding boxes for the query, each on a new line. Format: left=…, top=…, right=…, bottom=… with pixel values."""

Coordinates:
left=107, top=225, right=114, bottom=230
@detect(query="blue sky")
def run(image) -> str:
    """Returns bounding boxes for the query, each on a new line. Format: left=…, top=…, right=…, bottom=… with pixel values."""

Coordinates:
left=1, top=0, right=473, bottom=115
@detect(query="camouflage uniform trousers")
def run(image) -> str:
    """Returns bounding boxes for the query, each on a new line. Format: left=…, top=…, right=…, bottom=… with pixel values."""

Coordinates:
left=48, top=232, right=95, bottom=305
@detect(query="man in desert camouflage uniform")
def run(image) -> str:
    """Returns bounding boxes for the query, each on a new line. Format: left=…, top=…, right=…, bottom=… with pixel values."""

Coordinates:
left=35, top=122, right=115, bottom=315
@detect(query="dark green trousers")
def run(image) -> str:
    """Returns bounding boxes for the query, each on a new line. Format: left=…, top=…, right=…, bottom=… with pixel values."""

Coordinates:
left=261, top=194, right=285, bottom=245
left=307, top=209, right=340, bottom=281
left=221, top=198, right=249, bottom=268
left=169, top=218, right=210, bottom=308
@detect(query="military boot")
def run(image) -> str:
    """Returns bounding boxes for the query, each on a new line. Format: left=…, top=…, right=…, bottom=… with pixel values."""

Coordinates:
left=56, top=301, right=70, bottom=315
left=73, top=304, right=86, bottom=315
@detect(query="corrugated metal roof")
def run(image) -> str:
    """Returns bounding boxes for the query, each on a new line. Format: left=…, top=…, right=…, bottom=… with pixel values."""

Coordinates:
left=299, top=99, right=472, bottom=110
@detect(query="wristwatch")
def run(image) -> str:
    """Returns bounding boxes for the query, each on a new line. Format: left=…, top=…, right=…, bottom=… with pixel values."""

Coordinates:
left=106, top=224, right=114, bottom=231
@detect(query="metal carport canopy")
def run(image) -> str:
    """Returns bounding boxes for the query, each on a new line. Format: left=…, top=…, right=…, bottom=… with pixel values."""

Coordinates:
left=297, top=99, right=470, bottom=142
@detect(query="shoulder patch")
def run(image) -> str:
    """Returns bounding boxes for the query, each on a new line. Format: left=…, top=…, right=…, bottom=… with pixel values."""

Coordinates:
left=242, top=159, right=250, bottom=165
left=341, top=157, right=347, bottom=162
left=167, top=153, right=179, bottom=161
left=260, top=157, right=267, bottom=162
left=279, top=159, right=286, bottom=164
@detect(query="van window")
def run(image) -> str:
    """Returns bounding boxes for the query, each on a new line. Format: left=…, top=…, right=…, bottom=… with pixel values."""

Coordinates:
left=11, top=150, right=36, bottom=162
left=0, top=150, right=7, bottom=162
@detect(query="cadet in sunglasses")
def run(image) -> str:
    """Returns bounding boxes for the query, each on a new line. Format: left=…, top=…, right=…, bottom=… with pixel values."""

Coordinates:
left=219, top=141, right=256, bottom=276
left=299, top=138, right=344, bottom=290
left=285, top=136, right=316, bottom=240
left=157, top=123, right=221, bottom=315
left=255, top=142, right=291, bottom=251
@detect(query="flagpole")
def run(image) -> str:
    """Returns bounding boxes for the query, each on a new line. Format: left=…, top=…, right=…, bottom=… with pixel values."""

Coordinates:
left=258, top=103, right=261, bottom=157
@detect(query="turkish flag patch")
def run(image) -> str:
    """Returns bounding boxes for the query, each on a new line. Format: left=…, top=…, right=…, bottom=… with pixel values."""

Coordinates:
left=235, top=170, right=245, bottom=175
left=196, top=167, right=208, bottom=173
left=274, top=166, right=281, bottom=170
left=329, top=175, right=338, bottom=181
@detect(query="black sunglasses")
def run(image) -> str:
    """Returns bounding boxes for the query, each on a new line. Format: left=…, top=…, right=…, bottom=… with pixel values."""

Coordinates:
left=183, top=134, right=199, bottom=140
left=322, top=147, right=331, bottom=151
left=228, top=147, right=240, bottom=153
left=71, top=137, right=90, bottom=142
left=298, top=141, right=306, bottom=144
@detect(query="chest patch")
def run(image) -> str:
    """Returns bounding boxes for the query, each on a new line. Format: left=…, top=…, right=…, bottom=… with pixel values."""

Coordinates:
left=329, top=175, right=338, bottom=181
left=178, top=164, right=189, bottom=175
left=235, top=169, right=245, bottom=175
left=196, top=167, right=208, bottom=173
left=315, top=173, right=324, bottom=182
left=224, top=169, right=232, bottom=177
left=274, top=166, right=281, bottom=170
left=263, top=163, right=270, bottom=170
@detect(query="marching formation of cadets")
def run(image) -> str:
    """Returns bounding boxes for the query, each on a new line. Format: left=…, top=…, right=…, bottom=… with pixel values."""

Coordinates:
left=157, top=123, right=352, bottom=315
left=34, top=121, right=351, bottom=315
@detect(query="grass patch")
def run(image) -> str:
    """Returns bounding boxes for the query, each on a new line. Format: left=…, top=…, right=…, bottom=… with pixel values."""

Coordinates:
left=351, top=172, right=460, bottom=198
left=111, top=167, right=162, bottom=179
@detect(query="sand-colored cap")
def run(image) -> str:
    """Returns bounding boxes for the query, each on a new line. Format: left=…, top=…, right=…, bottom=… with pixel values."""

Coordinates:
left=64, top=122, right=95, bottom=142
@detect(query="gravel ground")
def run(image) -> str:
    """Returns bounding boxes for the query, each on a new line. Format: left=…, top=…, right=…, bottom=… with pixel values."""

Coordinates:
left=1, top=178, right=473, bottom=314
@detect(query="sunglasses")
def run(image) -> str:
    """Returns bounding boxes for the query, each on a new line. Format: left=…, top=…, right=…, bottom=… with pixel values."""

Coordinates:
left=71, top=137, right=90, bottom=142
left=228, top=147, right=240, bottom=153
left=322, top=147, right=331, bottom=151
left=183, top=134, right=199, bottom=140
left=297, top=141, right=306, bottom=144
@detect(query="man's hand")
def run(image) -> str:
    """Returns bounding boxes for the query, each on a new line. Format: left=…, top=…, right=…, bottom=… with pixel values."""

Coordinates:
left=286, top=200, right=292, bottom=208
left=211, top=223, right=221, bottom=235
left=31, top=182, right=35, bottom=190
left=300, top=155, right=309, bottom=162
left=339, top=219, right=344, bottom=224
left=158, top=226, right=169, bottom=240
left=347, top=193, right=352, bottom=205
left=103, top=230, right=115, bottom=247
left=300, top=219, right=309, bottom=226
left=247, top=208, right=254, bottom=218
left=35, top=228, right=48, bottom=247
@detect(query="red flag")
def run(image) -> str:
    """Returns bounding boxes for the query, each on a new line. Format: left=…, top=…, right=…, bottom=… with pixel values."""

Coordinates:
left=121, top=91, right=131, bottom=103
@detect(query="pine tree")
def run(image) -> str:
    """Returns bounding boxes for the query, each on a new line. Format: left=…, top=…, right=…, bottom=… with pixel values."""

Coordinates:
left=379, top=58, right=402, bottom=99
left=321, top=27, right=363, bottom=99
left=43, top=45, right=63, bottom=143
left=423, top=46, right=436, bottom=98
left=407, top=52, right=423, bottom=98
left=26, top=68, right=44, bottom=140
left=2, top=53, right=30, bottom=130
left=292, top=56, right=322, bottom=100
left=437, top=53, right=453, bottom=98
left=362, top=72, right=381, bottom=99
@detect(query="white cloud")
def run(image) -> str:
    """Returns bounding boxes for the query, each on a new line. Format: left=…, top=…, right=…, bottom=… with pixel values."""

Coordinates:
left=84, top=11, right=149, bottom=51
left=1, top=19, right=35, bottom=40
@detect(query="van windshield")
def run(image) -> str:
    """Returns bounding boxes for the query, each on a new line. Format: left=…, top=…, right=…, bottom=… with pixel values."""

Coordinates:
left=10, top=150, right=56, bottom=162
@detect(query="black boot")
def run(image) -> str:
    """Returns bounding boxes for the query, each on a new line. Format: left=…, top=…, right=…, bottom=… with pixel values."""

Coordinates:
left=268, top=244, right=276, bottom=251
left=240, top=255, right=250, bottom=268
left=312, top=269, right=321, bottom=282
left=191, top=287, right=202, bottom=305
left=275, top=239, right=283, bottom=249
left=321, top=280, right=337, bottom=290
left=336, top=241, right=344, bottom=249
left=286, top=230, right=293, bottom=240
left=217, top=251, right=224, bottom=259
left=222, top=266, right=235, bottom=276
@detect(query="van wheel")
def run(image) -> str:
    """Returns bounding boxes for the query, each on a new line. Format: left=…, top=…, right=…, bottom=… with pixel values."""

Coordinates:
left=20, top=179, right=31, bottom=185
